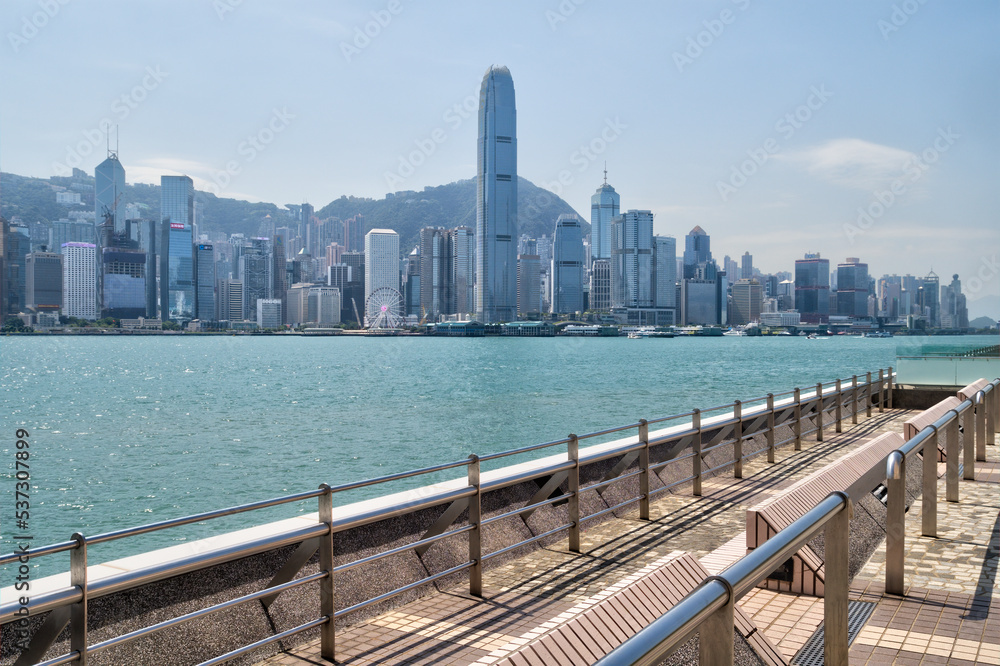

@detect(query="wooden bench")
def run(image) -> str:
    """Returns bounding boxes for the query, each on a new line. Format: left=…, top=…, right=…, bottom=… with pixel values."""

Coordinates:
left=903, top=397, right=961, bottom=461
left=746, top=431, right=905, bottom=596
left=493, top=551, right=786, bottom=666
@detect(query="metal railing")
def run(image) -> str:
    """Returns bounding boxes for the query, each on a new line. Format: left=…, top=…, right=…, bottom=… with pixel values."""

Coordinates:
left=592, top=377, right=999, bottom=666
left=1, top=367, right=898, bottom=665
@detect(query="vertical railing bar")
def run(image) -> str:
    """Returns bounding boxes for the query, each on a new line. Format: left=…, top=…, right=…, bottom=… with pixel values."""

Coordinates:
left=70, top=533, right=88, bottom=666
left=638, top=420, right=650, bottom=521
left=824, top=493, right=851, bottom=666
left=866, top=371, right=873, bottom=418
left=318, top=484, right=335, bottom=662
left=468, top=455, right=482, bottom=596
left=835, top=378, right=843, bottom=434
left=852, top=375, right=859, bottom=425
left=885, top=452, right=906, bottom=595
left=794, top=388, right=802, bottom=451
left=693, top=409, right=703, bottom=496
left=946, top=412, right=959, bottom=503
left=878, top=369, right=885, bottom=413
left=976, top=391, right=987, bottom=462
left=887, top=366, right=894, bottom=409
left=733, top=400, right=743, bottom=479
left=816, top=383, right=824, bottom=442
left=567, top=434, right=581, bottom=553
left=922, top=425, right=938, bottom=538
left=766, top=394, right=775, bottom=464
left=963, top=404, right=975, bottom=481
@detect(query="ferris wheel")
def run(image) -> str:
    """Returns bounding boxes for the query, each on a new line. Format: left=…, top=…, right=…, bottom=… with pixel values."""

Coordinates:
left=364, top=287, right=404, bottom=329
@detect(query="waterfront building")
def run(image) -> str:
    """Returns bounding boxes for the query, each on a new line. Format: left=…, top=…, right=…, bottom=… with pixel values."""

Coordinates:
left=550, top=214, right=585, bottom=315
left=836, top=257, right=869, bottom=319
left=760, top=311, right=802, bottom=327
left=308, top=286, right=341, bottom=326
left=419, top=227, right=446, bottom=319
left=940, top=274, right=969, bottom=329
left=590, top=169, right=619, bottom=264
left=589, top=259, right=611, bottom=312
left=731, top=279, right=763, bottom=326
left=101, top=247, right=146, bottom=319
left=195, top=243, right=216, bottom=321
left=611, top=210, right=653, bottom=310
left=794, top=253, right=830, bottom=324
left=256, top=298, right=282, bottom=329
left=95, top=151, right=126, bottom=233
left=652, top=235, right=677, bottom=312
left=341, top=252, right=365, bottom=325
left=273, top=235, right=287, bottom=324
left=159, top=222, right=194, bottom=321
left=2, top=224, right=29, bottom=315
left=475, top=65, right=518, bottom=323
left=364, top=229, right=400, bottom=301
left=917, top=271, right=940, bottom=327
left=25, top=250, right=63, bottom=314
left=62, top=242, right=97, bottom=319
left=218, top=278, right=243, bottom=322
left=517, top=254, right=541, bottom=317
left=239, top=238, right=272, bottom=321
left=452, top=226, right=474, bottom=316
left=140, top=219, right=159, bottom=318
left=0, top=217, right=7, bottom=315
left=682, top=226, right=712, bottom=279
left=680, top=279, right=719, bottom=326
left=286, top=283, right=314, bottom=326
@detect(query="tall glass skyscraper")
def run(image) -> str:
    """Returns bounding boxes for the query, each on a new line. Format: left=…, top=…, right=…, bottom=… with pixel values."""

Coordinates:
left=95, top=152, right=126, bottom=233
left=475, top=65, right=518, bottom=323
left=195, top=243, right=216, bottom=321
left=590, top=170, right=619, bottom=263
left=794, top=253, right=831, bottom=324
left=550, top=214, right=585, bottom=314
left=611, top=210, right=654, bottom=309
left=682, top=226, right=712, bottom=279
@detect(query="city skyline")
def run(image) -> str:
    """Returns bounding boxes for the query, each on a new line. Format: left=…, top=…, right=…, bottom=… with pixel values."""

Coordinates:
left=1, top=2, right=997, bottom=310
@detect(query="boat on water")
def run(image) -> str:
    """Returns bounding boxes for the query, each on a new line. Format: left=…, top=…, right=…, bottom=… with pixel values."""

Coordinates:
left=627, top=331, right=642, bottom=339
left=723, top=328, right=746, bottom=336
left=863, top=330, right=892, bottom=338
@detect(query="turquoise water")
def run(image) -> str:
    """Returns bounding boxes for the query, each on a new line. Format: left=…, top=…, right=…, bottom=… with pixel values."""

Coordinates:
left=1, top=334, right=909, bottom=576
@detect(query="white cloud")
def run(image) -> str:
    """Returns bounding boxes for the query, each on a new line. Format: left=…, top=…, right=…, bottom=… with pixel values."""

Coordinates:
left=780, top=139, right=918, bottom=190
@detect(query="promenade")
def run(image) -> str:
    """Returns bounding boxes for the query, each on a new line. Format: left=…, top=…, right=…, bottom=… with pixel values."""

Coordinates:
left=256, top=404, right=999, bottom=665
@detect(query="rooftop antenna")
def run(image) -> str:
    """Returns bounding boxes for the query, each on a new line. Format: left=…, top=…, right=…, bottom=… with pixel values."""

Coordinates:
left=603, top=162, right=607, bottom=186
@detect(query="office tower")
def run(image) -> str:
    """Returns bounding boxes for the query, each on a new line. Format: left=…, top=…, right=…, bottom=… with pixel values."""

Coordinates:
left=0, top=217, right=7, bottom=316
left=4, top=224, right=30, bottom=315
left=918, top=271, right=940, bottom=327
left=272, top=235, right=287, bottom=324
left=683, top=226, right=712, bottom=279
left=218, top=278, right=244, bottom=322
left=611, top=210, right=654, bottom=310
left=300, top=203, right=315, bottom=253
left=25, top=251, right=63, bottom=313
left=159, top=220, right=194, bottom=321
left=240, top=238, right=272, bottom=320
left=95, top=151, right=126, bottom=233
left=364, top=229, right=400, bottom=323
left=286, top=283, right=314, bottom=325
left=102, top=246, right=146, bottom=319
left=517, top=254, right=541, bottom=317
left=62, top=242, right=97, bottom=319
left=550, top=214, right=585, bottom=314
left=731, top=279, right=763, bottom=325
left=589, top=259, right=611, bottom=311
left=160, top=176, right=195, bottom=229
left=340, top=252, right=365, bottom=324
left=652, top=236, right=677, bottom=311
left=536, top=235, right=552, bottom=270
left=419, top=227, right=446, bottom=319
left=475, top=65, right=518, bottom=323
left=741, top=251, right=753, bottom=280
left=256, top=298, right=282, bottom=329
left=836, top=257, right=869, bottom=319
left=343, top=215, right=364, bottom=253
left=195, top=243, right=216, bottom=321
left=590, top=168, right=619, bottom=263
left=940, top=274, right=969, bottom=329
left=308, top=286, right=341, bottom=326
left=141, top=219, right=159, bottom=317
left=403, top=248, right=421, bottom=317
left=452, top=226, right=474, bottom=315
left=52, top=219, right=96, bottom=254
left=794, top=253, right=830, bottom=324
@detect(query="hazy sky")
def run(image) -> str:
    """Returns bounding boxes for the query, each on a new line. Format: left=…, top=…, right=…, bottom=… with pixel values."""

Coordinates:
left=2, top=1, right=998, bottom=306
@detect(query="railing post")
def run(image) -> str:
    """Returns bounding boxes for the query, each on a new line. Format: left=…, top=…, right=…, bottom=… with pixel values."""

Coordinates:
left=989, top=385, right=998, bottom=445
left=976, top=391, right=987, bottom=462
left=886, top=452, right=906, bottom=595
left=922, top=426, right=938, bottom=538
left=887, top=366, right=894, bottom=409
left=878, top=369, right=885, bottom=413
left=733, top=400, right=743, bottom=479
left=766, top=394, right=775, bottom=464
left=793, top=388, right=802, bottom=451
left=851, top=375, right=859, bottom=425
left=318, top=484, right=335, bottom=662
left=824, top=494, right=851, bottom=666
left=700, top=577, right=734, bottom=665
left=70, top=533, right=88, bottom=666
left=964, top=403, right=976, bottom=481
left=946, top=412, right=960, bottom=503
left=468, top=455, right=483, bottom=596
left=815, top=383, right=824, bottom=442
left=638, top=420, right=650, bottom=520
left=568, top=434, right=581, bottom=553
left=835, top=379, right=843, bottom=433
left=692, top=409, right=703, bottom=496
left=866, top=372, right=873, bottom=418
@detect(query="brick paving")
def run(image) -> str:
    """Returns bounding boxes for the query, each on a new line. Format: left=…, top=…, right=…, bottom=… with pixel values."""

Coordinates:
left=256, top=408, right=916, bottom=666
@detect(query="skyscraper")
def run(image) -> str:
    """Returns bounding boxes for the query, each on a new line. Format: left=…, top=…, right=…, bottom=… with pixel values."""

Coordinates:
left=652, top=236, right=677, bottom=311
left=794, top=253, right=831, bottom=324
left=611, top=210, right=654, bottom=310
left=475, top=65, right=518, bottom=323
left=589, top=259, right=611, bottom=311
left=95, top=151, right=126, bottom=233
left=195, top=243, right=216, bottom=321
left=62, top=242, right=97, bottom=320
left=159, top=176, right=196, bottom=321
left=731, top=279, right=763, bottom=325
left=550, top=214, right=585, bottom=314
left=25, top=251, right=63, bottom=313
left=683, top=226, right=712, bottom=279
left=161, top=176, right=195, bottom=229
left=364, top=228, right=400, bottom=321
left=741, top=251, right=753, bottom=280
left=102, top=246, right=146, bottom=319
left=517, top=254, right=541, bottom=317
left=590, top=168, right=619, bottom=264
left=836, top=257, right=869, bottom=319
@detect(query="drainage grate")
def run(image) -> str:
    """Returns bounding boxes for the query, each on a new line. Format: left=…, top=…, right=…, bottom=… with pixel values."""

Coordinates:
left=791, top=600, right=876, bottom=665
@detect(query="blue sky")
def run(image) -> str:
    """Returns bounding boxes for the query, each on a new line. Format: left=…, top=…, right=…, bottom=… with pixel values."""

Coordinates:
left=2, top=1, right=998, bottom=310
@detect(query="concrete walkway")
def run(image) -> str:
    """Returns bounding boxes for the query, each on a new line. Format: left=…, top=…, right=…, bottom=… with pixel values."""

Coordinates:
left=257, top=408, right=925, bottom=665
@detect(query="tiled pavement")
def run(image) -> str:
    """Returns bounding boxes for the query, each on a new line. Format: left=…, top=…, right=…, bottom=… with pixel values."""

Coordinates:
left=257, top=410, right=999, bottom=665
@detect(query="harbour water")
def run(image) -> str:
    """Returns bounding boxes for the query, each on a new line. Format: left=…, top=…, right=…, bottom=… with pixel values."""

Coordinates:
left=1, top=334, right=914, bottom=576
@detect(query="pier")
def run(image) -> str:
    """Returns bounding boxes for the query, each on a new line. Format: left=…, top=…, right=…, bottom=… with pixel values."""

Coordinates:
left=2, top=368, right=998, bottom=665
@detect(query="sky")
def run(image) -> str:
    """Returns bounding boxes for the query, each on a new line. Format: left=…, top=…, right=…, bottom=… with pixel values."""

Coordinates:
left=2, top=1, right=998, bottom=311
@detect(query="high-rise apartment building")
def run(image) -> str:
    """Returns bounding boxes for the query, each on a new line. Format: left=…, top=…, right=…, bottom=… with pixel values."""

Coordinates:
left=62, top=242, right=97, bottom=319
left=25, top=251, right=63, bottom=313
left=475, top=65, right=518, bottom=323
left=550, top=214, right=585, bottom=314
left=794, top=253, right=830, bottom=324
left=590, top=170, right=619, bottom=263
